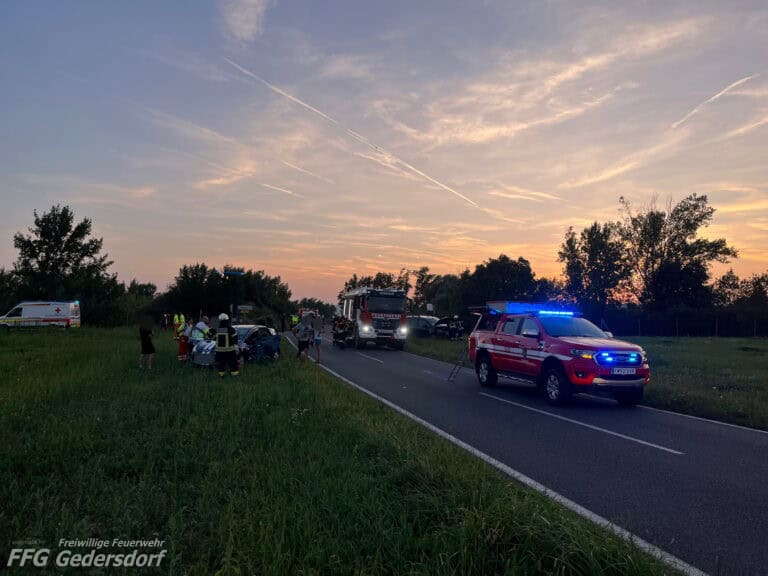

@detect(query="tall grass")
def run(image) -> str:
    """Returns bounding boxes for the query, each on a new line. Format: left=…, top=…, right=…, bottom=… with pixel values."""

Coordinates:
left=0, top=328, right=668, bottom=575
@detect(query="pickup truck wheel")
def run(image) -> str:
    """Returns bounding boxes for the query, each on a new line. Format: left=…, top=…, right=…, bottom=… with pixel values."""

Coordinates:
left=476, top=356, right=497, bottom=387
left=615, top=389, right=643, bottom=406
left=544, top=367, right=572, bottom=404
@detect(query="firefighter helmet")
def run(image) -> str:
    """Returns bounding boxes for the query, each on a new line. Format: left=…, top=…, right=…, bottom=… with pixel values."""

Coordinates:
left=218, top=313, right=229, bottom=321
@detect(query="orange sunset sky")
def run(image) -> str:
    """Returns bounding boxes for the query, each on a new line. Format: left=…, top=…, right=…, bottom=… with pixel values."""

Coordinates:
left=1, top=1, right=766, bottom=301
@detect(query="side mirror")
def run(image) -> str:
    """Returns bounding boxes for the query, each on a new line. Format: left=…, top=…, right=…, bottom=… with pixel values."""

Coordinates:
left=604, top=331, right=613, bottom=338
left=521, top=328, right=540, bottom=339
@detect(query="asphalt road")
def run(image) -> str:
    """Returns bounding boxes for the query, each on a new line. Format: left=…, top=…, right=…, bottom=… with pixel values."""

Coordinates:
left=290, top=334, right=768, bottom=576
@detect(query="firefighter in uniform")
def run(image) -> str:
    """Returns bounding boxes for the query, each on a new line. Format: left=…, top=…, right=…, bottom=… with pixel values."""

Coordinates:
left=215, top=313, right=240, bottom=377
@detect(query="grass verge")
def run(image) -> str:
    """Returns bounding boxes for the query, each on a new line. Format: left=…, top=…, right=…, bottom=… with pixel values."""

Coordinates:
left=406, top=335, right=768, bottom=430
left=0, top=327, right=670, bottom=575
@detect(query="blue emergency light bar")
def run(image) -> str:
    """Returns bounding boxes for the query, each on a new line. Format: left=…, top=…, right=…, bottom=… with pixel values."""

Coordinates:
left=487, top=301, right=578, bottom=316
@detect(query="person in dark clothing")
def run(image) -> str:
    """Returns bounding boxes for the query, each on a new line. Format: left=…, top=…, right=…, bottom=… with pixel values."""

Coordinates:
left=139, top=322, right=155, bottom=369
left=215, top=313, right=240, bottom=376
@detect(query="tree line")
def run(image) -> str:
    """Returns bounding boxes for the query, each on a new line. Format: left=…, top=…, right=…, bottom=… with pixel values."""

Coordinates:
left=2, top=198, right=766, bottom=335
left=338, top=194, right=768, bottom=336
left=0, top=205, right=299, bottom=326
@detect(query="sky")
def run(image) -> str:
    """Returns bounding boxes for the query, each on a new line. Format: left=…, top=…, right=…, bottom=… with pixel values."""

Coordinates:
left=1, top=1, right=766, bottom=302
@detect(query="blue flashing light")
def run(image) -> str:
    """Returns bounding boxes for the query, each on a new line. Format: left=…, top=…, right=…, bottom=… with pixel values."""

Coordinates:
left=487, top=301, right=578, bottom=316
left=74, top=300, right=79, bottom=305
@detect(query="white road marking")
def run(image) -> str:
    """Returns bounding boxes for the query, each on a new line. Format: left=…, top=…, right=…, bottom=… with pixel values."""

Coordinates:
left=287, top=341, right=707, bottom=576
left=356, top=352, right=384, bottom=363
left=480, top=392, right=684, bottom=456
left=638, top=404, right=768, bottom=436
left=578, top=393, right=768, bottom=436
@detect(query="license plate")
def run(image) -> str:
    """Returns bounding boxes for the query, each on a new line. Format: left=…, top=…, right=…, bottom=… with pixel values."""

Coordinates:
left=612, top=367, right=636, bottom=375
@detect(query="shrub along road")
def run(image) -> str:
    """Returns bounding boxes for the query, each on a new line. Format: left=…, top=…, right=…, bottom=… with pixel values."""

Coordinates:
left=303, top=333, right=768, bottom=576
left=1, top=328, right=669, bottom=575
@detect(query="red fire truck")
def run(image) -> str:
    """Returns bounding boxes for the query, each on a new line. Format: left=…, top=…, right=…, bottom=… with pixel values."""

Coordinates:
left=469, top=301, right=649, bottom=405
left=334, top=287, right=408, bottom=350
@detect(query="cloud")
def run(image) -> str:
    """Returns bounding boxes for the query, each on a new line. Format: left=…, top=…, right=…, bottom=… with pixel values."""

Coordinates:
left=319, top=54, right=373, bottom=81
left=142, top=107, right=238, bottom=146
left=220, top=0, right=273, bottom=43
left=224, top=57, right=479, bottom=207
left=671, top=74, right=759, bottom=129
left=410, top=18, right=705, bottom=146
left=722, top=113, right=768, bottom=139
left=560, top=128, right=689, bottom=188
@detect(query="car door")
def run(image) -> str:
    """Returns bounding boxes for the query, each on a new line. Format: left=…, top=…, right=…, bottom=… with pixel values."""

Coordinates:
left=491, top=316, right=523, bottom=373
left=516, top=317, right=543, bottom=376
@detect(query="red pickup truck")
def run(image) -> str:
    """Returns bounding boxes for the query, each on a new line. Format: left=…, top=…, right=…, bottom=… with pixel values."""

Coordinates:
left=468, top=304, right=649, bottom=405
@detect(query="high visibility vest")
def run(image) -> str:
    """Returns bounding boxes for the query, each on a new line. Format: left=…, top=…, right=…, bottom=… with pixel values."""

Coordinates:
left=173, top=314, right=179, bottom=324
left=216, top=328, right=238, bottom=352
left=177, top=323, right=186, bottom=337
left=179, top=314, right=185, bottom=324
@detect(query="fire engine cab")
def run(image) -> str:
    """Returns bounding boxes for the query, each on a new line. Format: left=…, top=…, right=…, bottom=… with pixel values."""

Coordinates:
left=469, top=301, right=649, bottom=405
left=335, top=287, right=408, bottom=350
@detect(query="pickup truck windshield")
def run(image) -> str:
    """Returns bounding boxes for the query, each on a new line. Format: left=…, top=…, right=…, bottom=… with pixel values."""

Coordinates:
left=539, top=317, right=606, bottom=338
left=368, top=296, right=405, bottom=313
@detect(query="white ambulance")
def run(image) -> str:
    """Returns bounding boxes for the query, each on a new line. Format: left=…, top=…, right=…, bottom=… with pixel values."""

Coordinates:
left=0, top=301, right=81, bottom=329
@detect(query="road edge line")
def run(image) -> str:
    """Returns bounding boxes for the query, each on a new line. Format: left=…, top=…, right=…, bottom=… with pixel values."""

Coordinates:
left=282, top=335, right=708, bottom=576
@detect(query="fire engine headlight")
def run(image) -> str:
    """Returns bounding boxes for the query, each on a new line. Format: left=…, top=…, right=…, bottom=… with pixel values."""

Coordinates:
left=570, top=349, right=594, bottom=359
left=361, top=324, right=372, bottom=333
left=398, top=326, right=408, bottom=335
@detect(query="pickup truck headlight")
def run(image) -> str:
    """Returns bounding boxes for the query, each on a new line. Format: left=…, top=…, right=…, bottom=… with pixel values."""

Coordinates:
left=570, top=349, right=594, bottom=359
left=361, top=324, right=372, bottom=333
left=398, top=326, right=408, bottom=335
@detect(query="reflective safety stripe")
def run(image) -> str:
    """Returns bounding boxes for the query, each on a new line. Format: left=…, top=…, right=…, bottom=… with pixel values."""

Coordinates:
left=215, top=330, right=237, bottom=352
left=478, top=343, right=572, bottom=362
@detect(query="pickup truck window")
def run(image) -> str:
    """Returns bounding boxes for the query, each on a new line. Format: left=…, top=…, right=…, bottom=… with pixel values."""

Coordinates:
left=539, top=316, right=606, bottom=338
left=476, top=315, right=499, bottom=332
left=502, top=318, right=521, bottom=335
left=520, top=318, right=539, bottom=335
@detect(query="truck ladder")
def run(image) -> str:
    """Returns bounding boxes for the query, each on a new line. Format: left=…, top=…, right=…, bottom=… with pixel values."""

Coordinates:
left=447, top=348, right=469, bottom=382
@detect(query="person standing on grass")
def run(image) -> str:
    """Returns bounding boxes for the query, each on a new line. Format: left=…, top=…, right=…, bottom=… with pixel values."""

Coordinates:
left=311, top=312, right=324, bottom=364
left=215, top=313, right=240, bottom=376
left=139, top=320, right=155, bottom=369
left=295, top=315, right=312, bottom=359
left=177, top=318, right=193, bottom=362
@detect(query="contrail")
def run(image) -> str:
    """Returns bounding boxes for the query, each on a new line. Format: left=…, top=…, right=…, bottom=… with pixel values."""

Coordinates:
left=261, top=183, right=304, bottom=198
left=225, top=58, right=339, bottom=125
left=281, top=160, right=335, bottom=184
left=224, top=57, right=478, bottom=208
left=671, top=74, right=759, bottom=129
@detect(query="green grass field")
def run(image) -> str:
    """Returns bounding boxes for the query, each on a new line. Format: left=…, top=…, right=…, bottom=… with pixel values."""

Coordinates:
left=406, top=336, right=768, bottom=430
left=0, top=327, right=670, bottom=575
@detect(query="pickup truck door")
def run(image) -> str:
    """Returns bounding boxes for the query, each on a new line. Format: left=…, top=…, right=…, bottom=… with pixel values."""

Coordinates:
left=491, top=317, right=524, bottom=373
left=515, top=317, right=543, bottom=376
